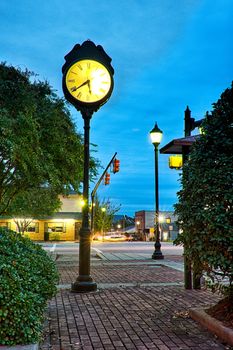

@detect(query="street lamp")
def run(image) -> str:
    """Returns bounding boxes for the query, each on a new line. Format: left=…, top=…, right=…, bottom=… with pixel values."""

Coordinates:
left=150, top=122, right=164, bottom=259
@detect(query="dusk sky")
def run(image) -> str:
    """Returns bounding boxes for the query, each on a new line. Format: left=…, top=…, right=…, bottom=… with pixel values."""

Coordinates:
left=1, top=1, right=232, bottom=217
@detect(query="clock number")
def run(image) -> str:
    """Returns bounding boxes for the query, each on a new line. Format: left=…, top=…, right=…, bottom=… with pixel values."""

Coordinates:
left=87, top=62, right=91, bottom=69
left=68, top=79, right=75, bottom=83
left=70, top=86, right=77, bottom=92
left=77, top=92, right=82, bottom=99
left=77, top=64, right=83, bottom=70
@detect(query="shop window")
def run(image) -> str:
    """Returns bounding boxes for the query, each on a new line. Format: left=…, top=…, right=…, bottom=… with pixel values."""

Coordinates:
left=26, top=222, right=39, bottom=233
left=45, top=222, right=66, bottom=233
left=0, top=222, right=10, bottom=229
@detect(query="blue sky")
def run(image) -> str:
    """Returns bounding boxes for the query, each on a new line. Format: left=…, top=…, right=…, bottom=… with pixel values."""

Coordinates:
left=1, top=0, right=232, bottom=216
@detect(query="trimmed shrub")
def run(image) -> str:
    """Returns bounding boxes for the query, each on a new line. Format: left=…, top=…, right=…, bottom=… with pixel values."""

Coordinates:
left=0, top=227, right=59, bottom=345
left=174, top=83, right=233, bottom=293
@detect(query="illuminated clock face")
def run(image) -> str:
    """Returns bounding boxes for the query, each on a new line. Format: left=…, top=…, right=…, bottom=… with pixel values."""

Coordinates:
left=65, top=59, right=112, bottom=103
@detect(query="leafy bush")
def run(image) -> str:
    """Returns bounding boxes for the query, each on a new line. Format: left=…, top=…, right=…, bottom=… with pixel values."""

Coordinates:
left=0, top=227, right=59, bottom=345
left=49, top=232, right=61, bottom=241
left=174, top=83, right=233, bottom=295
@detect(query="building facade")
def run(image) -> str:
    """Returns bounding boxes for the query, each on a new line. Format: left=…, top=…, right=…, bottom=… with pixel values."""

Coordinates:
left=135, top=210, right=179, bottom=241
left=0, top=194, right=82, bottom=241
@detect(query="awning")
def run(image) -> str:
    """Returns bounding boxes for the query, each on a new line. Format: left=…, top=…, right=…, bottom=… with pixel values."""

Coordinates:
left=160, top=135, right=199, bottom=154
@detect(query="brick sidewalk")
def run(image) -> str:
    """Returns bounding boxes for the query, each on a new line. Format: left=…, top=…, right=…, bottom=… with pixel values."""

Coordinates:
left=58, top=264, right=184, bottom=286
left=40, top=258, right=228, bottom=350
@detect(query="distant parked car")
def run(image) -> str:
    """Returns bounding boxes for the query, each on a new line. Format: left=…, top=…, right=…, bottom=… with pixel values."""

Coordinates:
left=106, top=234, right=128, bottom=242
left=127, top=233, right=139, bottom=241
left=93, top=233, right=128, bottom=242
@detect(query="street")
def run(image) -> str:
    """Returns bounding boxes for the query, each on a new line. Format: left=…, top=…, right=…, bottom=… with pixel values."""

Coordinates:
left=40, top=241, right=183, bottom=258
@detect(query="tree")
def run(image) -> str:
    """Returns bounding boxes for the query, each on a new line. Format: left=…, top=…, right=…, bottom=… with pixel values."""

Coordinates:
left=93, top=196, right=120, bottom=236
left=174, top=83, right=233, bottom=316
left=7, top=187, right=61, bottom=233
left=0, top=63, right=99, bottom=218
left=113, top=215, right=135, bottom=236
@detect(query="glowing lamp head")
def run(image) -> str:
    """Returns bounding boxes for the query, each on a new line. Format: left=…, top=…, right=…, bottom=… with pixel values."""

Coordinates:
left=169, top=155, right=183, bottom=169
left=150, top=123, right=163, bottom=146
left=158, top=215, right=164, bottom=223
left=80, top=199, right=85, bottom=207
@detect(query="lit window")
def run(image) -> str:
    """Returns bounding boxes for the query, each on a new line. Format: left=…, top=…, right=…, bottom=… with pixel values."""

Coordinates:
left=22, top=222, right=39, bottom=233
left=47, top=222, right=66, bottom=233
left=0, top=222, right=10, bottom=228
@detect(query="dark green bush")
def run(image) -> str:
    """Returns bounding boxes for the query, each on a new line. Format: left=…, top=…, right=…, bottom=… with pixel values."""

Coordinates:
left=0, top=227, right=59, bottom=345
left=174, top=83, right=233, bottom=294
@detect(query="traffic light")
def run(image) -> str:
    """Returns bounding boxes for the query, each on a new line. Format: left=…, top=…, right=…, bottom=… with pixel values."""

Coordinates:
left=113, top=159, right=120, bottom=173
left=104, top=172, right=110, bottom=185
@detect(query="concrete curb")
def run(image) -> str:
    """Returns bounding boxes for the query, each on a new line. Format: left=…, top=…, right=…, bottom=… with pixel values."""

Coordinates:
left=189, top=307, right=233, bottom=346
left=57, top=281, right=184, bottom=289
left=0, top=344, right=38, bottom=350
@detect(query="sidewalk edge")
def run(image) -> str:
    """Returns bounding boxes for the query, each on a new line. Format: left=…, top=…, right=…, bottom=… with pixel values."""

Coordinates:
left=189, top=307, right=233, bottom=346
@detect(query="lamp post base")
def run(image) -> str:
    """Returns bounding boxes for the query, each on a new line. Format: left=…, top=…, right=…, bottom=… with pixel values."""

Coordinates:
left=152, top=241, right=164, bottom=260
left=71, top=280, right=97, bottom=293
left=152, top=251, right=164, bottom=259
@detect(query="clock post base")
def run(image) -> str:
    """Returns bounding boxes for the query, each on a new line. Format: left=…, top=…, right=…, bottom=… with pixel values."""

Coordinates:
left=71, top=279, right=97, bottom=293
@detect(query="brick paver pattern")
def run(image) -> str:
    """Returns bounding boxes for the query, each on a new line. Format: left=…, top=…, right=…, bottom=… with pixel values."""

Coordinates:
left=58, top=264, right=184, bottom=285
left=40, top=257, right=227, bottom=350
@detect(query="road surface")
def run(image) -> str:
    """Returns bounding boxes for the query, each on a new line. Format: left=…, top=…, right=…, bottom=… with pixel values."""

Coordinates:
left=40, top=241, right=183, bottom=258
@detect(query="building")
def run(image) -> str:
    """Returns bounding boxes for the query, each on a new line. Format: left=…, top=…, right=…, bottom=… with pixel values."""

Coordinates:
left=135, top=210, right=179, bottom=241
left=0, top=193, right=82, bottom=241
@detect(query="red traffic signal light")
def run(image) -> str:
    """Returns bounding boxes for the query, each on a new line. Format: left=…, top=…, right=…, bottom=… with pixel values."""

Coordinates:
left=113, top=159, right=120, bottom=173
left=105, top=172, right=110, bottom=185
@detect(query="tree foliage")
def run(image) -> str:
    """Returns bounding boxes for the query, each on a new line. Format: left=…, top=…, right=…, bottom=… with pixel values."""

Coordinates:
left=8, top=187, right=61, bottom=233
left=93, top=196, right=120, bottom=234
left=0, top=63, right=99, bottom=216
left=174, top=83, right=233, bottom=294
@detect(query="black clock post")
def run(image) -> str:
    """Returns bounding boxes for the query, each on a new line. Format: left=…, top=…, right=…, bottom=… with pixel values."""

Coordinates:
left=62, top=40, right=114, bottom=292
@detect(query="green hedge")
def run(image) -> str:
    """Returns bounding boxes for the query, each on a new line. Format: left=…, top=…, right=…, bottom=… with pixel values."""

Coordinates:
left=0, top=227, right=59, bottom=345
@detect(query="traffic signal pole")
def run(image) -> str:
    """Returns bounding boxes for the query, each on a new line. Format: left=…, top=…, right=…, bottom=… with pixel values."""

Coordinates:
left=90, top=152, right=117, bottom=233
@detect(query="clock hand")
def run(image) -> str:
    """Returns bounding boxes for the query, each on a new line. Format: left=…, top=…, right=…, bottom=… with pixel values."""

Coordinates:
left=87, top=80, right=92, bottom=94
left=71, top=80, right=90, bottom=92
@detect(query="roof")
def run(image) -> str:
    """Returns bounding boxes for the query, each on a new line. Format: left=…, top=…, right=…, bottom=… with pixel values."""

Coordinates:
left=160, top=135, right=199, bottom=154
left=0, top=212, right=82, bottom=221
left=39, top=212, right=82, bottom=220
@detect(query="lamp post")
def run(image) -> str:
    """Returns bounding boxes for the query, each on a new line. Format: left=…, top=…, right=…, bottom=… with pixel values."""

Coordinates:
left=150, top=123, right=164, bottom=260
